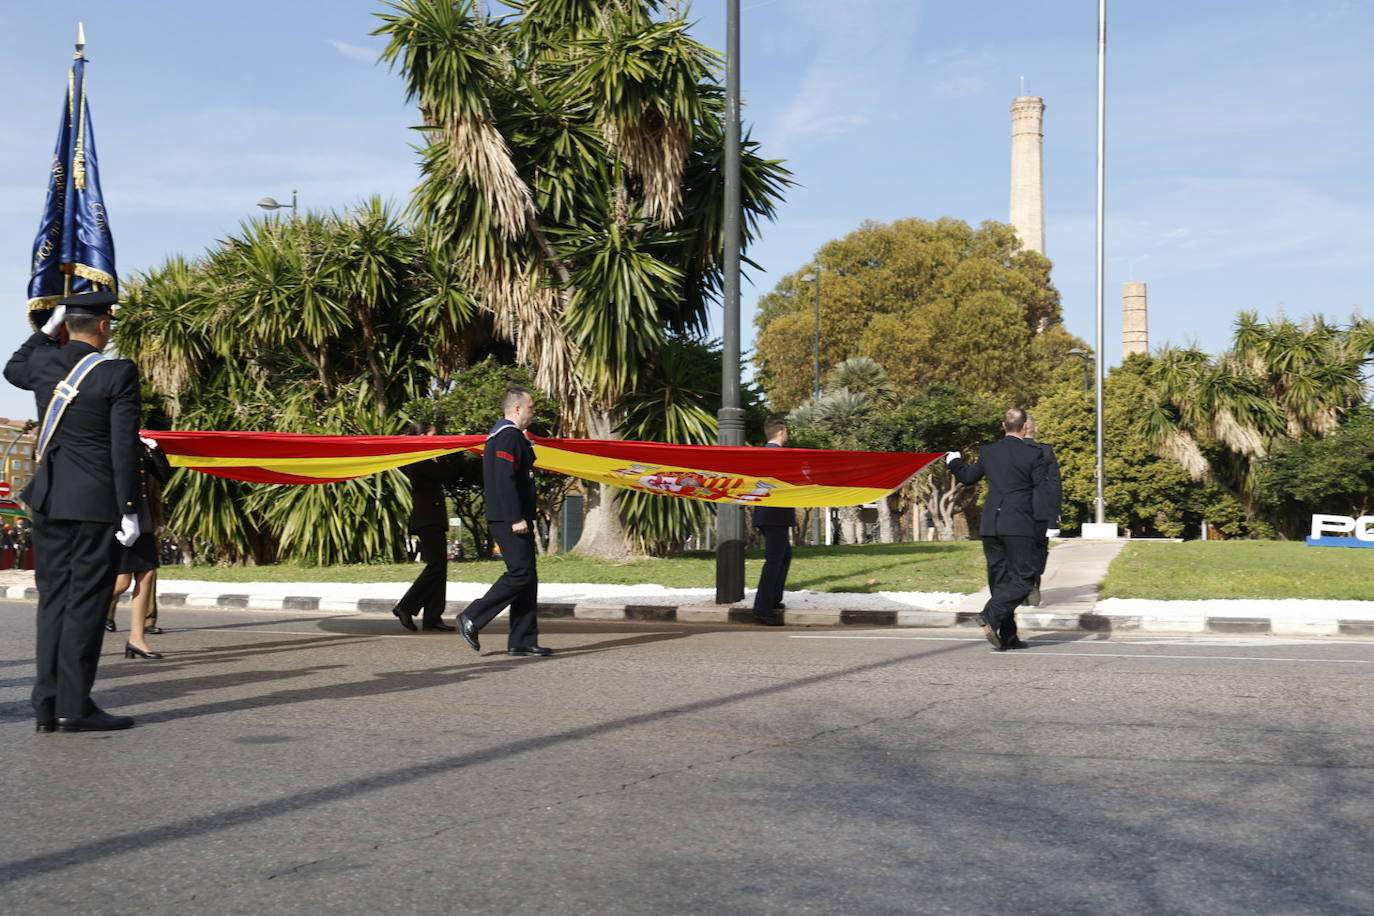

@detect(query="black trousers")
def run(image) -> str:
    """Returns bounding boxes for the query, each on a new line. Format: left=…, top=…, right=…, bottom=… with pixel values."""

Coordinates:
left=31, top=514, right=120, bottom=721
left=753, top=526, right=793, bottom=611
left=979, top=535, right=1037, bottom=642
left=463, top=523, right=539, bottom=649
left=394, top=526, right=449, bottom=625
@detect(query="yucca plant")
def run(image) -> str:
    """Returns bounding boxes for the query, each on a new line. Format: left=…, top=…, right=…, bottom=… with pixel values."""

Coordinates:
left=116, top=203, right=470, bottom=564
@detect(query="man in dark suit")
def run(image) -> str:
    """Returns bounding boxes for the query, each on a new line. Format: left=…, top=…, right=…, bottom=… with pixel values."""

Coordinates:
left=1022, top=414, right=1062, bottom=607
left=392, top=421, right=466, bottom=632
left=456, top=388, right=550, bottom=657
left=751, top=418, right=796, bottom=626
left=947, top=407, right=1060, bottom=652
left=5, top=291, right=143, bottom=731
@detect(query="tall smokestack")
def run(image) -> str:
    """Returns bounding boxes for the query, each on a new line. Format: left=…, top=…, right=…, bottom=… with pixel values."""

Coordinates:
left=1123, top=281, right=1149, bottom=356
left=1010, top=95, right=1045, bottom=255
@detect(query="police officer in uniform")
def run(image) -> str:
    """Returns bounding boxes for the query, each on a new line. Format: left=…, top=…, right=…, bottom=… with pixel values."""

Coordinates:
left=750, top=418, right=796, bottom=626
left=947, top=407, right=1059, bottom=652
left=456, top=388, right=551, bottom=657
left=4, top=291, right=143, bottom=731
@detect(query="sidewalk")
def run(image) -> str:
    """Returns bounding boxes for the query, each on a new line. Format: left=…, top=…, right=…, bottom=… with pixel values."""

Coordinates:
left=3, top=540, right=1372, bottom=637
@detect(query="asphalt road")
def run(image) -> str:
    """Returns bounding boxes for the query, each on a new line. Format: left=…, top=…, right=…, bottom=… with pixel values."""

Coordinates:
left=2, top=600, right=1372, bottom=915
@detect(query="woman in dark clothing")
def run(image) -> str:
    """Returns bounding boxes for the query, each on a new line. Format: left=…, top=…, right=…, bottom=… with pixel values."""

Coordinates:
left=393, top=422, right=464, bottom=631
left=109, top=440, right=173, bottom=659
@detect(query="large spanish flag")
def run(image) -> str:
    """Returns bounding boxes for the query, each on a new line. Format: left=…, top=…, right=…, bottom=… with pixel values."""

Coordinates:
left=143, top=431, right=941, bottom=508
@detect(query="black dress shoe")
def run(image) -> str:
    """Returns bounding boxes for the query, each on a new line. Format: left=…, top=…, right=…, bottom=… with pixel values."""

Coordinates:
left=392, top=607, right=417, bottom=631
left=773, top=603, right=787, bottom=611
left=457, top=614, right=480, bottom=652
left=103, top=618, right=116, bottom=633
left=751, top=611, right=784, bottom=626
left=1023, top=587, right=1041, bottom=607
left=36, top=721, right=56, bottom=733
left=422, top=620, right=456, bottom=632
left=124, top=643, right=165, bottom=659
left=1006, top=638, right=1032, bottom=650
left=506, top=646, right=553, bottom=657
left=145, top=625, right=164, bottom=635
left=57, top=711, right=134, bottom=732
left=981, top=623, right=1003, bottom=650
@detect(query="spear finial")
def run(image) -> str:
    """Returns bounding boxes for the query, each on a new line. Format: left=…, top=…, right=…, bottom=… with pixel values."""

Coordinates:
left=75, top=22, right=86, bottom=59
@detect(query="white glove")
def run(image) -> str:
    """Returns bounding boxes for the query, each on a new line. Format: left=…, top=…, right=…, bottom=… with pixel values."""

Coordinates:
left=116, top=513, right=141, bottom=547
left=945, top=451, right=962, bottom=463
left=139, top=436, right=160, bottom=450
left=40, top=305, right=67, bottom=338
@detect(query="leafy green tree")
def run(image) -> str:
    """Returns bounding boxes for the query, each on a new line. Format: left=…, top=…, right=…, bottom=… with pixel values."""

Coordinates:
left=860, top=383, right=1003, bottom=541
left=753, top=218, right=1082, bottom=410
left=373, top=0, right=790, bottom=557
left=116, top=201, right=471, bottom=565
left=1138, top=313, right=1374, bottom=528
left=1254, top=407, right=1374, bottom=538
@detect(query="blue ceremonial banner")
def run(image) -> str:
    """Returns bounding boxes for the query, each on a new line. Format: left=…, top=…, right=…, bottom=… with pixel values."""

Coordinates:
left=27, top=39, right=117, bottom=328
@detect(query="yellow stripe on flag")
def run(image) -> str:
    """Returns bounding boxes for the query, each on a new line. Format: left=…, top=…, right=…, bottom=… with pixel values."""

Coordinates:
left=163, top=447, right=470, bottom=479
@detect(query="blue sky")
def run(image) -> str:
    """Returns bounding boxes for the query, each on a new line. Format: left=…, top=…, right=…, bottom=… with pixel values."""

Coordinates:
left=1, top=0, right=1370, bottom=423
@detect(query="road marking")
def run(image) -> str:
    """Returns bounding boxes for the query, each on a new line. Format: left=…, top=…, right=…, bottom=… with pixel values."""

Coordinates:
left=193, top=628, right=409, bottom=638
left=787, top=635, right=1374, bottom=663
left=1045, top=653, right=1374, bottom=664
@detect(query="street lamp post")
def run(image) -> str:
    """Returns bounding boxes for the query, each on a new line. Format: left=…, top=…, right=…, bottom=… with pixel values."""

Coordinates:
left=715, top=0, right=745, bottom=604
left=256, top=190, right=298, bottom=218
left=799, top=272, right=821, bottom=401
left=799, top=271, right=823, bottom=547
left=1066, top=348, right=1092, bottom=392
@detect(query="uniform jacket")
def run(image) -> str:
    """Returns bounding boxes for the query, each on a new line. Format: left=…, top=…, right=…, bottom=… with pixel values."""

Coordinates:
left=5, top=331, right=142, bottom=524
left=401, top=453, right=464, bottom=533
left=948, top=435, right=1058, bottom=538
left=1026, top=438, right=1063, bottom=534
left=751, top=442, right=797, bottom=528
left=483, top=420, right=536, bottom=523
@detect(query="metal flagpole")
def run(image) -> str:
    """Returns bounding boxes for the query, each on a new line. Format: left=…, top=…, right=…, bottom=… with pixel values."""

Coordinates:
left=1093, top=0, right=1108, bottom=526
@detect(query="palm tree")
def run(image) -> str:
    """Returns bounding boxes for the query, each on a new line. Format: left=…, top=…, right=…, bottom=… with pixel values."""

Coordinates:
left=373, top=0, right=789, bottom=556
left=1139, top=312, right=1374, bottom=526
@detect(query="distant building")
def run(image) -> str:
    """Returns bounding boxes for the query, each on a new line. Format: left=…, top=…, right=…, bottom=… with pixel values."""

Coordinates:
left=0, top=419, right=37, bottom=498
left=1123, top=282, right=1149, bottom=356
left=1009, top=95, right=1046, bottom=255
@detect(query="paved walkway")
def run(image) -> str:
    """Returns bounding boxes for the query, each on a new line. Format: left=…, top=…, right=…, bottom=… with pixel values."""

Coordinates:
left=4, top=540, right=1372, bottom=637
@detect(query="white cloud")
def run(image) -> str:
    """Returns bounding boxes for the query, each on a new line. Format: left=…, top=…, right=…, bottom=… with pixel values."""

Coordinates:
left=328, top=39, right=377, bottom=63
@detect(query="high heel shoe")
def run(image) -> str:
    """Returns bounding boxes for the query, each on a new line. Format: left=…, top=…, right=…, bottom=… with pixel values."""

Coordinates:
left=124, top=643, right=164, bottom=660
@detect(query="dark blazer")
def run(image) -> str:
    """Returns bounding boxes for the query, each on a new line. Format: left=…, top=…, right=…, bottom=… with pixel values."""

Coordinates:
left=483, top=421, right=536, bottom=523
left=948, top=435, right=1054, bottom=538
left=5, top=332, right=141, bottom=523
left=751, top=442, right=797, bottom=528
left=401, top=453, right=464, bottom=533
left=1026, top=439, right=1063, bottom=533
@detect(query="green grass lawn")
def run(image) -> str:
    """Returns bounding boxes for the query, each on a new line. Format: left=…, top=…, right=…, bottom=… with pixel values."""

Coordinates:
left=163, top=541, right=989, bottom=594
left=1100, top=540, right=1374, bottom=600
